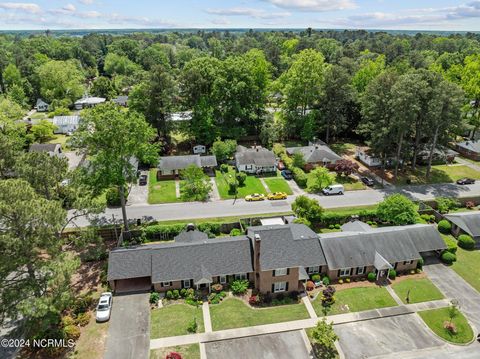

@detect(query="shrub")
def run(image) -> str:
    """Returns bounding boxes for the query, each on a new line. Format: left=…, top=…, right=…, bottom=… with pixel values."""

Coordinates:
left=465, top=200, right=476, bottom=209
left=437, top=220, right=452, bottom=234
left=166, top=290, right=173, bottom=300
left=458, top=234, right=475, bottom=250
left=180, top=288, right=188, bottom=298
left=417, top=258, right=424, bottom=270
left=263, top=292, right=272, bottom=304
left=220, top=164, right=229, bottom=173
left=198, top=222, right=221, bottom=235
left=328, top=224, right=335, bottom=230
left=306, top=281, right=315, bottom=291
left=345, top=278, right=350, bottom=283
left=292, top=167, right=308, bottom=188
left=211, top=283, right=223, bottom=293
left=172, top=290, right=180, bottom=300
left=321, top=286, right=336, bottom=307
left=75, top=312, right=90, bottom=327
left=311, top=274, right=321, bottom=282
left=150, top=292, right=160, bottom=304
left=322, top=276, right=330, bottom=286
left=249, top=295, right=259, bottom=306
left=293, top=217, right=311, bottom=227
left=388, top=270, right=397, bottom=280
left=276, top=293, right=285, bottom=301
left=436, top=197, right=460, bottom=214
left=273, top=143, right=286, bottom=156
left=236, top=172, right=247, bottom=186
left=443, top=235, right=458, bottom=254
left=377, top=194, right=417, bottom=225
left=105, top=186, right=128, bottom=207
left=229, top=228, right=242, bottom=236
left=338, top=279, right=343, bottom=284
left=289, top=291, right=299, bottom=300
left=334, top=224, right=341, bottom=229
left=186, top=318, right=197, bottom=333
left=72, top=294, right=93, bottom=315
left=166, top=353, right=183, bottom=359
left=61, top=315, right=75, bottom=327
left=367, top=272, right=376, bottom=282
left=441, top=251, right=457, bottom=264
left=63, top=325, right=81, bottom=340
left=420, top=214, right=435, bottom=223
left=231, top=280, right=249, bottom=295
left=142, top=224, right=185, bottom=241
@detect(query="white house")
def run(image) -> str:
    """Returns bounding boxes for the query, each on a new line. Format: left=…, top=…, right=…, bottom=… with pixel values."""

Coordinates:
left=52, top=115, right=81, bottom=134
left=356, top=147, right=382, bottom=167
left=74, top=96, right=106, bottom=110
left=193, top=145, right=206, bottom=154
left=34, top=98, right=49, bottom=112
left=235, top=145, right=276, bottom=174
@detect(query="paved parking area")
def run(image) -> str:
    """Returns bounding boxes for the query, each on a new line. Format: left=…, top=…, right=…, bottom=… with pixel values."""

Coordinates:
left=205, top=330, right=311, bottom=359
left=104, top=293, right=150, bottom=359
left=335, top=314, right=444, bottom=359
left=127, top=171, right=149, bottom=205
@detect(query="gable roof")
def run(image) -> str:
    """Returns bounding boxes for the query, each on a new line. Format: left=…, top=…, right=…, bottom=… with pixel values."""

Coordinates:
left=286, top=145, right=341, bottom=164
left=158, top=155, right=217, bottom=171
left=457, top=140, right=480, bottom=154
left=235, top=146, right=276, bottom=167
left=29, top=143, right=61, bottom=153
left=113, top=96, right=128, bottom=105
left=75, top=97, right=106, bottom=106
left=247, top=224, right=326, bottom=270
left=52, top=115, right=80, bottom=126
left=174, top=229, right=209, bottom=243
left=444, top=212, right=480, bottom=237
left=35, top=98, right=48, bottom=106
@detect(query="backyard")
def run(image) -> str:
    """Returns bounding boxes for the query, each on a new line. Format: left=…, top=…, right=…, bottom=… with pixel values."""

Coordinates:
left=148, top=169, right=182, bottom=204
left=392, top=278, right=444, bottom=304
left=47, top=134, right=70, bottom=150
left=451, top=247, right=480, bottom=292
left=215, top=167, right=267, bottom=199
left=150, top=304, right=204, bottom=339
left=150, top=344, right=200, bottom=359
left=209, top=297, right=309, bottom=330
left=418, top=307, right=474, bottom=344
left=312, top=286, right=397, bottom=316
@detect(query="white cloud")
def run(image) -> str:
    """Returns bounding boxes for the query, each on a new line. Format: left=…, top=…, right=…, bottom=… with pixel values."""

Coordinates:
left=78, top=0, right=94, bottom=4
left=265, top=0, right=356, bottom=12
left=206, top=7, right=290, bottom=19
left=0, top=2, right=41, bottom=13
left=63, top=4, right=76, bottom=12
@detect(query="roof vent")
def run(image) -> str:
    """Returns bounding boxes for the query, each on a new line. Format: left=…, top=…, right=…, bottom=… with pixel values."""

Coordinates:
left=186, top=223, right=195, bottom=232
left=254, top=233, right=261, bottom=242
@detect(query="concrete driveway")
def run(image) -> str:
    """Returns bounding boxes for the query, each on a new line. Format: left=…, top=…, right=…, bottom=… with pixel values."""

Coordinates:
left=104, top=293, right=150, bottom=359
left=335, top=314, right=444, bottom=358
left=127, top=171, right=149, bottom=206
left=205, top=330, right=312, bottom=359
left=424, top=262, right=480, bottom=331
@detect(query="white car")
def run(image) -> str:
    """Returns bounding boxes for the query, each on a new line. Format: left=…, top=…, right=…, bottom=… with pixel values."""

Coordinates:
left=95, top=292, right=113, bottom=322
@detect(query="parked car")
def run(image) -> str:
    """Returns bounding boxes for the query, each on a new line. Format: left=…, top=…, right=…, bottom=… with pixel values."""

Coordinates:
left=139, top=174, right=148, bottom=186
left=361, top=177, right=375, bottom=186
left=245, top=193, right=265, bottom=201
left=457, top=178, right=475, bottom=185
left=267, top=192, right=287, bottom=200
left=281, top=170, right=293, bottom=180
left=95, top=292, right=113, bottom=322
left=322, top=184, right=344, bottom=196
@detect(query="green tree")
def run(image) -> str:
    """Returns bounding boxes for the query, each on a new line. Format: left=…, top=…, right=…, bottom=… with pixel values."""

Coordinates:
left=36, top=60, right=85, bottom=103
left=180, top=165, right=212, bottom=201
left=2, top=63, right=22, bottom=90
left=310, top=318, right=339, bottom=358
left=307, top=167, right=335, bottom=193
left=104, top=52, right=140, bottom=76
left=460, top=55, right=480, bottom=137
left=291, top=195, right=323, bottom=224
left=377, top=194, right=418, bottom=225
left=72, top=103, right=157, bottom=232
left=292, top=152, right=306, bottom=168
left=91, top=76, right=117, bottom=99
left=211, top=139, right=237, bottom=163
left=352, top=54, right=385, bottom=93
left=189, top=97, right=219, bottom=145
left=30, top=119, right=57, bottom=143
left=0, top=97, right=26, bottom=178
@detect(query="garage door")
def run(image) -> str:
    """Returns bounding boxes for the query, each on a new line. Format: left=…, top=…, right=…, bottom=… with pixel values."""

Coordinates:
left=115, top=277, right=151, bottom=293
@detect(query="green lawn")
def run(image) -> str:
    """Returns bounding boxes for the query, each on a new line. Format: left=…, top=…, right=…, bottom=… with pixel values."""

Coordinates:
left=451, top=247, right=480, bottom=293
left=150, top=304, right=204, bottom=339
left=47, top=134, right=70, bottom=150
left=150, top=344, right=200, bottom=359
left=215, top=167, right=267, bottom=199
left=312, top=286, right=397, bottom=316
left=329, top=142, right=357, bottom=156
left=148, top=169, right=181, bottom=204
left=418, top=307, right=474, bottom=344
left=392, top=278, right=444, bottom=304
left=306, top=171, right=364, bottom=192
left=263, top=177, right=293, bottom=195
left=395, top=165, right=480, bottom=185
left=209, top=298, right=309, bottom=330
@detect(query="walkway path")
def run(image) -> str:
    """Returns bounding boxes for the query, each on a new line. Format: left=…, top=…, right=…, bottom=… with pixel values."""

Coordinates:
left=150, top=299, right=448, bottom=350
left=174, top=179, right=181, bottom=199
left=209, top=178, right=220, bottom=201
left=202, top=301, right=212, bottom=333
left=287, top=178, right=305, bottom=195
left=386, top=285, right=404, bottom=305
left=301, top=295, right=317, bottom=319
left=259, top=177, right=269, bottom=192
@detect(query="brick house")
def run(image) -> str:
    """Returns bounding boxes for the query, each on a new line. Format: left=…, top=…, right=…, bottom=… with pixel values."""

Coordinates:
left=444, top=212, right=480, bottom=242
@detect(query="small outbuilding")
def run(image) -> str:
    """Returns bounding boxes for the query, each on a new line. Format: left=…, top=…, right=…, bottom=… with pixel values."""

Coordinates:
left=34, top=98, right=49, bottom=112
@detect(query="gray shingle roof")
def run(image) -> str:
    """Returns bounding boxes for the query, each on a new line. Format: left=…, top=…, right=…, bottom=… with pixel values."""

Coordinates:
left=286, top=145, right=341, bottom=164
left=107, top=247, right=152, bottom=281
left=174, top=230, right=208, bottom=243
left=158, top=155, right=217, bottom=171
left=29, top=143, right=61, bottom=153
left=247, top=224, right=326, bottom=270
left=52, top=115, right=80, bottom=126
left=341, top=221, right=373, bottom=232
left=444, top=212, right=480, bottom=237
left=235, top=146, right=276, bottom=167
left=456, top=140, right=480, bottom=154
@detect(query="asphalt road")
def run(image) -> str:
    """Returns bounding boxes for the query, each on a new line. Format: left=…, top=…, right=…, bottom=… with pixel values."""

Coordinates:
left=70, top=182, right=480, bottom=227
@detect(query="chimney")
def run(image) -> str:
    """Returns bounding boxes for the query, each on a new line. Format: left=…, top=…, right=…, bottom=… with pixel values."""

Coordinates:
left=253, top=233, right=261, bottom=288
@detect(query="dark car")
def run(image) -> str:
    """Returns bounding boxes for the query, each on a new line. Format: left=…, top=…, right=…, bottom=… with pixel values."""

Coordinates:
left=361, top=177, right=375, bottom=186
left=281, top=170, right=293, bottom=180
left=457, top=178, right=475, bottom=185
left=139, top=174, right=148, bottom=186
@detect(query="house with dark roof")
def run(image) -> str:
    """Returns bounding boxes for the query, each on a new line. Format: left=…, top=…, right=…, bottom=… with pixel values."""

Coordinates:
left=29, top=143, right=63, bottom=157
left=286, top=141, right=341, bottom=170
left=157, top=154, right=217, bottom=179
left=112, top=95, right=128, bottom=107
left=455, top=140, right=480, bottom=161
left=235, top=145, right=276, bottom=174
left=444, top=212, right=480, bottom=241
left=34, top=98, right=49, bottom=112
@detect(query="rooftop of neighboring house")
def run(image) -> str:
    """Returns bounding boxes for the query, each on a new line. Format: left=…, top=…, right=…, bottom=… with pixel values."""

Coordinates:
left=235, top=145, right=276, bottom=167
left=456, top=139, right=480, bottom=153
left=74, top=96, right=106, bottom=105
left=29, top=143, right=62, bottom=153
left=112, top=95, right=128, bottom=104
left=52, top=115, right=81, bottom=126
left=286, top=140, right=341, bottom=164
left=444, top=212, right=480, bottom=237
left=158, top=154, right=217, bottom=171
left=168, top=111, right=193, bottom=122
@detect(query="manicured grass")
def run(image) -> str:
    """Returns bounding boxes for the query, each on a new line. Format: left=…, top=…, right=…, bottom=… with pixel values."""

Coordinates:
left=263, top=177, right=293, bottom=195
left=395, top=165, right=480, bottom=185
left=392, top=278, right=444, bottom=304
left=148, top=169, right=181, bottom=204
left=330, top=142, right=357, bottom=156
left=312, top=286, right=397, bottom=316
left=47, top=134, right=70, bottom=150
left=334, top=174, right=366, bottom=191
left=215, top=167, right=267, bottom=199
left=209, top=297, right=309, bottom=330
left=418, top=307, right=474, bottom=344
left=150, top=344, right=200, bottom=359
left=323, top=205, right=378, bottom=215
left=451, top=247, right=480, bottom=293
left=150, top=304, right=204, bottom=339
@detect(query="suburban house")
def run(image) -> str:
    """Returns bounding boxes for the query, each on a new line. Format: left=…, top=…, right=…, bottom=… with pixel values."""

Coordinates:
left=356, top=147, right=383, bottom=167
left=417, top=146, right=457, bottom=165
left=193, top=145, right=206, bottom=154
left=74, top=96, right=106, bottom=110
left=29, top=143, right=63, bottom=157
left=34, top=98, right=49, bottom=112
left=286, top=141, right=341, bottom=170
left=157, top=154, right=217, bottom=179
left=112, top=95, right=128, bottom=107
left=167, top=111, right=193, bottom=122
left=235, top=145, right=276, bottom=174
left=455, top=140, right=480, bottom=161
left=444, top=212, right=480, bottom=241
left=107, top=221, right=446, bottom=294
left=52, top=115, right=81, bottom=134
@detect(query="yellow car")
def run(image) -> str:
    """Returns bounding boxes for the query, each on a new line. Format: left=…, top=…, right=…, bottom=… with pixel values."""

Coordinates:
left=267, top=192, right=288, bottom=200
left=245, top=193, right=266, bottom=202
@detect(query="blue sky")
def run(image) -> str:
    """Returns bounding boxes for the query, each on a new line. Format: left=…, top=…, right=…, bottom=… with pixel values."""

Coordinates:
left=0, top=1, right=479, bottom=31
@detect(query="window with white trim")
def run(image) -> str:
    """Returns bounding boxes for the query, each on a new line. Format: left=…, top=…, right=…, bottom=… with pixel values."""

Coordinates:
left=357, top=267, right=365, bottom=275
left=219, top=276, right=227, bottom=284
left=403, top=260, right=414, bottom=265
left=339, top=268, right=351, bottom=277
left=274, top=268, right=288, bottom=276
left=307, top=266, right=320, bottom=274
left=273, top=281, right=287, bottom=293
left=162, top=281, right=172, bottom=287
left=183, top=280, right=191, bottom=288
left=235, top=273, right=247, bottom=280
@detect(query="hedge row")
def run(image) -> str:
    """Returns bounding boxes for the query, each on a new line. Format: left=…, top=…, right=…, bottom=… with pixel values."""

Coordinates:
left=142, top=222, right=223, bottom=241
left=321, top=209, right=378, bottom=226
